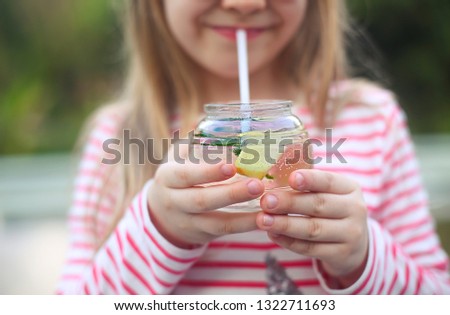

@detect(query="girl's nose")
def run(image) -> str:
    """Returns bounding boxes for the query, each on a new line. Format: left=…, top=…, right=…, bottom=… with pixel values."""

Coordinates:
left=221, top=0, right=267, bottom=15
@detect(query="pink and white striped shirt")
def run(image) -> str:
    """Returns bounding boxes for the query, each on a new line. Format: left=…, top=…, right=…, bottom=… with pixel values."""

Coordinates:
left=57, top=81, right=450, bottom=294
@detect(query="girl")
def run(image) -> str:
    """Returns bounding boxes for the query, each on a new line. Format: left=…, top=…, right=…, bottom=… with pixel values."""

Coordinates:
left=57, top=0, right=450, bottom=294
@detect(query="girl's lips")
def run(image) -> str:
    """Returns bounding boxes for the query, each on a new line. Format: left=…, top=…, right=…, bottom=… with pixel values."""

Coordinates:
left=209, top=26, right=269, bottom=41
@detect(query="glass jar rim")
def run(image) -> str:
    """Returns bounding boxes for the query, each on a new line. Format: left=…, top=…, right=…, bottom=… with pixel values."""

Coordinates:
left=204, top=99, right=292, bottom=113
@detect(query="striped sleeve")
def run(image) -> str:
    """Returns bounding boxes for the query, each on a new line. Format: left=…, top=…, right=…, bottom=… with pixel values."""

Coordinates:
left=57, top=110, right=206, bottom=294
left=315, top=101, right=450, bottom=294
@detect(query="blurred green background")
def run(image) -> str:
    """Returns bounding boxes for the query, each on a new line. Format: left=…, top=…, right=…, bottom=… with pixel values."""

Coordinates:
left=0, top=0, right=450, bottom=155
left=0, top=0, right=121, bottom=154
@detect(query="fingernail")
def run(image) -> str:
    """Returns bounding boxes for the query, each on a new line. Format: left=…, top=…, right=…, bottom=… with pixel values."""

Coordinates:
left=263, top=214, right=274, bottom=226
left=221, top=164, right=234, bottom=176
left=295, top=172, right=304, bottom=189
left=265, top=194, right=278, bottom=209
left=247, top=180, right=263, bottom=195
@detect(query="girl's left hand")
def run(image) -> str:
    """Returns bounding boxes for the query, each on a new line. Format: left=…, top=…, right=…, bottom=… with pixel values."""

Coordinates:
left=256, top=169, right=369, bottom=288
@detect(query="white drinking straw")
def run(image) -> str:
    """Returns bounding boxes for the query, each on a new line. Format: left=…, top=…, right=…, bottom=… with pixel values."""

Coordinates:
left=236, top=29, right=251, bottom=132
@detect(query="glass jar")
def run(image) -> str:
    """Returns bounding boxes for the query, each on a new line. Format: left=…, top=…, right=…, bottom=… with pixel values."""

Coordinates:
left=190, top=100, right=311, bottom=211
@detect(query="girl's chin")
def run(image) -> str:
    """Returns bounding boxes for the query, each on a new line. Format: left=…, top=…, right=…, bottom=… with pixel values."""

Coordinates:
left=199, top=65, right=239, bottom=80
left=202, top=63, right=266, bottom=80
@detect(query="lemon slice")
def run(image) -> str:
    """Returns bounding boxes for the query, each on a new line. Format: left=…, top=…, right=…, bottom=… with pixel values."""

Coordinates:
left=234, top=128, right=309, bottom=181
left=238, top=130, right=268, bottom=140
left=235, top=143, right=282, bottom=179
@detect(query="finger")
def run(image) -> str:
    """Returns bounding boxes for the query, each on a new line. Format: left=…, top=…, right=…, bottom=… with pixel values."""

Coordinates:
left=194, top=210, right=259, bottom=238
left=260, top=191, right=350, bottom=218
left=289, top=169, right=357, bottom=194
left=257, top=213, right=347, bottom=242
left=169, top=179, right=264, bottom=213
left=160, top=161, right=236, bottom=188
left=267, top=233, right=343, bottom=259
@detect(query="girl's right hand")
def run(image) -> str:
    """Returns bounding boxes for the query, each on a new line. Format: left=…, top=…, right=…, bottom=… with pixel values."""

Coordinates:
left=147, top=145, right=265, bottom=248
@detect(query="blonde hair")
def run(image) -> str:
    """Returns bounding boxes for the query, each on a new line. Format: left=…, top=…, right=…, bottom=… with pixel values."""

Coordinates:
left=96, top=0, right=350, bottom=247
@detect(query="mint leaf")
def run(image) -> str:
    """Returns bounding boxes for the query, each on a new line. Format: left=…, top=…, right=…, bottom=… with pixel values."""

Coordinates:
left=233, top=147, right=242, bottom=156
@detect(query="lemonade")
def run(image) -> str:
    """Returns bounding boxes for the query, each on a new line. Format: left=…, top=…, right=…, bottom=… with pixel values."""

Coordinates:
left=191, top=100, right=311, bottom=210
left=233, top=130, right=311, bottom=188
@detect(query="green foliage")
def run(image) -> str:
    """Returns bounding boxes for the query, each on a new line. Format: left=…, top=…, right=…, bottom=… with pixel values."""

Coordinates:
left=347, top=0, right=450, bottom=133
left=0, top=0, right=449, bottom=155
left=0, top=0, right=121, bottom=154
